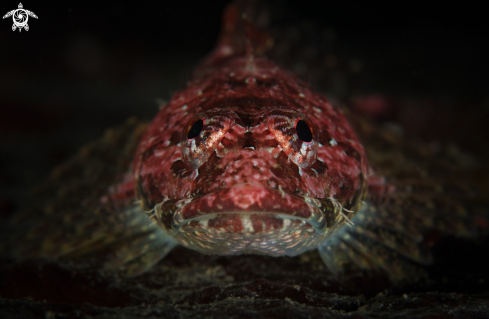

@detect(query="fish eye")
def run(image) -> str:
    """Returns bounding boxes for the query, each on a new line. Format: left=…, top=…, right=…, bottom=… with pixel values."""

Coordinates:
left=296, top=119, right=313, bottom=143
left=187, top=119, right=204, bottom=139
left=181, top=109, right=238, bottom=170
left=264, top=109, right=318, bottom=168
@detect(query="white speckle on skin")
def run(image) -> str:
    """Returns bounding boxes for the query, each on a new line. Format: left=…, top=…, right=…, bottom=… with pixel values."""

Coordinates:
left=242, top=215, right=254, bottom=233
left=182, top=104, right=187, bottom=110
left=245, top=77, right=256, bottom=85
left=282, top=219, right=291, bottom=230
left=277, top=185, right=286, bottom=198
left=298, top=93, right=305, bottom=98
left=329, top=138, right=338, bottom=146
left=199, top=219, right=209, bottom=228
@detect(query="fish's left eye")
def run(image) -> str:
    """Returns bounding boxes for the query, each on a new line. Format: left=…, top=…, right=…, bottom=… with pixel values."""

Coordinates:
left=265, top=109, right=318, bottom=168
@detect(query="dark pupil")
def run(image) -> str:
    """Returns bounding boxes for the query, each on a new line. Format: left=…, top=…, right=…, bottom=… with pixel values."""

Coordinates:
left=187, top=119, right=204, bottom=139
left=296, top=120, right=313, bottom=142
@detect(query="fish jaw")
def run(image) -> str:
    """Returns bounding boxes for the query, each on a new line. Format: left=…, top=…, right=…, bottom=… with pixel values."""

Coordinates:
left=155, top=183, right=330, bottom=256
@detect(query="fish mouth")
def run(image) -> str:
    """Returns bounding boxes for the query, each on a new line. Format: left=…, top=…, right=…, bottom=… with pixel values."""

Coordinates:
left=165, top=183, right=329, bottom=256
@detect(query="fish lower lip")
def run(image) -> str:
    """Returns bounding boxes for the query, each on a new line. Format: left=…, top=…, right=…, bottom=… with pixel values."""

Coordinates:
left=171, top=183, right=327, bottom=235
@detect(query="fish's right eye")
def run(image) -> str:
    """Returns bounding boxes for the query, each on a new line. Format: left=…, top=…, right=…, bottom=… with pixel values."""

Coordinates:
left=187, top=119, right=204, bottom=140
left=181, top=109, right=238, bottom=170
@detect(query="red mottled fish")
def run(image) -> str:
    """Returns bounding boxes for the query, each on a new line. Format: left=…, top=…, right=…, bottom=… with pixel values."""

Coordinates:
left=7, top=5, right=487, bottom=282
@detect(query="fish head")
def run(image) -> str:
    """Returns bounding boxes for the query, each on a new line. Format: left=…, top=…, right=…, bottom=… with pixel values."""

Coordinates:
left=133, top=57, right=369, bottom=257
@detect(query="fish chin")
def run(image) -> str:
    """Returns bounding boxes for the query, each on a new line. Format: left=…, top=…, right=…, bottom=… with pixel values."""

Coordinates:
left=164, top=183, right=330, bottom=256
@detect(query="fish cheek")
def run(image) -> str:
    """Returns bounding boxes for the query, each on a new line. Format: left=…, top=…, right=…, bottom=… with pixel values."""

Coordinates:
left=170, top=160, right=194, bottom=179
left=135, top=172, right=165, bottom=210
left=270, top=151, right=303, bottom=193
left=192, top=152, right=225, bottom=193
left=157, top=198, right=180, bottom=232
left=309, top=160, right=329, bottom=176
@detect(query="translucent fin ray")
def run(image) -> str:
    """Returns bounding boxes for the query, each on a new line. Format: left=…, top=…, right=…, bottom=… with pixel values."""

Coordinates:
left=318, top=114, right=489, bottom=282
left=4, top=119, right=177, bottom=276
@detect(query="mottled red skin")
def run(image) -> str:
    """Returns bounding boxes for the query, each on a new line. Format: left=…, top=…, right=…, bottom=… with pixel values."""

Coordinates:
left=131, top=53, right=368, bottom=246
left=129, top=14, right=369, bottom=254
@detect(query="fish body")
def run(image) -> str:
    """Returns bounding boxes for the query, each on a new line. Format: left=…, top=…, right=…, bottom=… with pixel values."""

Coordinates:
left=7, top=5, right=486, bottom=282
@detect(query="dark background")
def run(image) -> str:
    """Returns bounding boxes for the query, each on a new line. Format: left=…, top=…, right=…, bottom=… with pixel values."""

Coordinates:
left=0, top=0, right=487, bottom=226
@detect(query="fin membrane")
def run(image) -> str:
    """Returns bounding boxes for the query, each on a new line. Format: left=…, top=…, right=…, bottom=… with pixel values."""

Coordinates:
left=318, top=114, right=489, bottom=282
left=3, top=118, right=177, bottom=276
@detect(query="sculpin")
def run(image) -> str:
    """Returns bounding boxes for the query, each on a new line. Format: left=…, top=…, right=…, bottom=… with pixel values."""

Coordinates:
left=7, top=4, right=487, bottom=282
